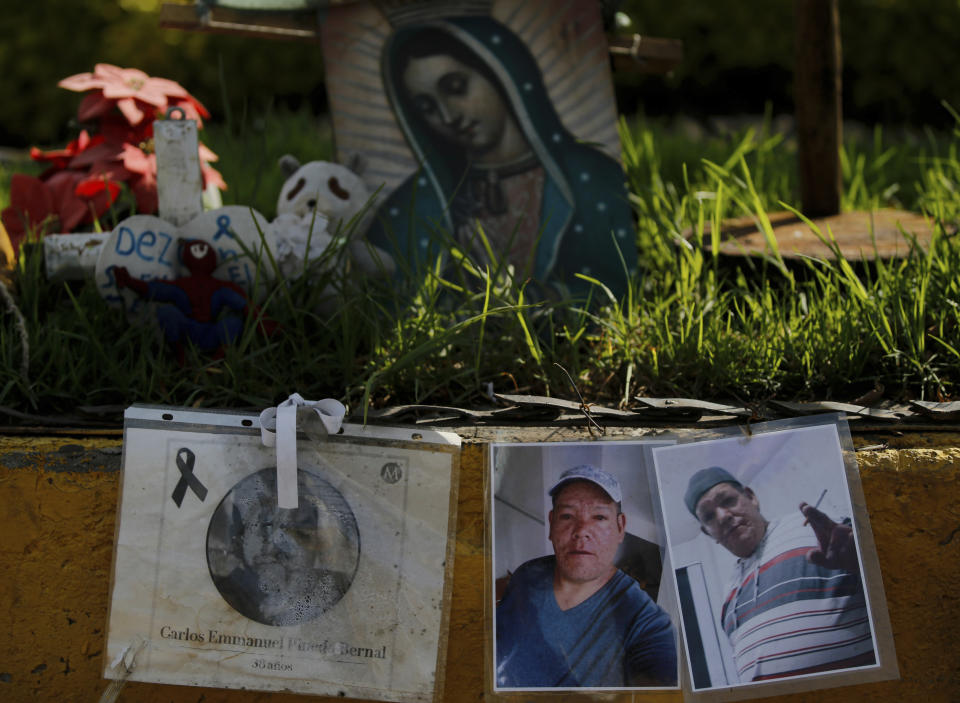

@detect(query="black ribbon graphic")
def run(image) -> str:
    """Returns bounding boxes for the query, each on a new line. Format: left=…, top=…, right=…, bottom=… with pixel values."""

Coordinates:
left=171, top=447, right=207, bottom=508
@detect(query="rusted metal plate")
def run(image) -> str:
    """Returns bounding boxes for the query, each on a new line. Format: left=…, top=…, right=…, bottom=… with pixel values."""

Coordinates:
left=633, top=397, right=753, bottom=418
left=909, top=400, right=960, bottom=419
left=711, top=209, right=934, bottom=260
left=771, top=400, right=909, bottom=421
left=495, top=393, right=637, bottom=418
left=159, top=2, right=324, bottom=40
left=609, top=35, right=684, bottom=75
left=160, top=3, right=682, bottom=74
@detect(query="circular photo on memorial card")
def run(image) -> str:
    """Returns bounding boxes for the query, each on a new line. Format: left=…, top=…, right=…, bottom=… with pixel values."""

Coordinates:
left=206, top=467, right=361, bottom=626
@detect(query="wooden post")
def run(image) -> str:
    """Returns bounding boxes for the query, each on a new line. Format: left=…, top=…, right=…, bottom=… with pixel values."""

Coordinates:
left=794, top=0, right=843, bottom=217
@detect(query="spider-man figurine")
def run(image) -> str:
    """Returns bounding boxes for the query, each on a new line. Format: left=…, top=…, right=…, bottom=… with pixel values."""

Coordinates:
left=113, top=239, right=274, bottom=361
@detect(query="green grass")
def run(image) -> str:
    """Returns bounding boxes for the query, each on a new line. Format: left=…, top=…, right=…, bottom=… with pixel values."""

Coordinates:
left=2, top=108, right=960, bottom=420
left=202, top=107, right=336, bottom=219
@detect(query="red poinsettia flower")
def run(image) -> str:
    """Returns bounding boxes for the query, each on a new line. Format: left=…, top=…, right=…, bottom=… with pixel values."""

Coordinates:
left=8, top=64, right=225, bottom=238
left=59, top=63, right=205, bottom=128
left=4, top=170, right=126, bottom=244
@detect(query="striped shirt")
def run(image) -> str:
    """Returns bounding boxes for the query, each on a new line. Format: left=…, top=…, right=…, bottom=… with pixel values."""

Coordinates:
left=720, top=513, right=876, bottom=682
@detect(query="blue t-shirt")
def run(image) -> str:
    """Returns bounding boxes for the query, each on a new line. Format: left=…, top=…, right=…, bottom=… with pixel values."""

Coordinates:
left=495, top=556, right=677, bottom=688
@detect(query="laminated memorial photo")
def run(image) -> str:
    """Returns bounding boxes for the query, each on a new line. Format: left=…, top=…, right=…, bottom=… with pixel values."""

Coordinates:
left=320, top=0, right=636, bottom=297
left=651, top=416, right=897, bottom=698
left=105, top=406, right=460, bottom=702
left=490, top=440, right=680, bottom=692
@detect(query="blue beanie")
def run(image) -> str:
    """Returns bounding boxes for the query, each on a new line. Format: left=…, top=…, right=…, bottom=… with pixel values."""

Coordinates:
left=684, top=466, right=742, bottom=515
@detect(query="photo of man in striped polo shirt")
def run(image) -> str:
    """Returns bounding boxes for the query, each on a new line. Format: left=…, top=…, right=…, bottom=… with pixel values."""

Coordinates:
left=685, top=466, right=877, bottom=683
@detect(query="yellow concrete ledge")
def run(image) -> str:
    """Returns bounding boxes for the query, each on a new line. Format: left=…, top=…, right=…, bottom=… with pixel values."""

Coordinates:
left=1, top=434, right=958, bottom=702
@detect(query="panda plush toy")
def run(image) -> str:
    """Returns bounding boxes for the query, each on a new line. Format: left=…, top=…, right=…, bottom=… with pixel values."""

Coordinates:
left=270, top=155, right=394, bottom=279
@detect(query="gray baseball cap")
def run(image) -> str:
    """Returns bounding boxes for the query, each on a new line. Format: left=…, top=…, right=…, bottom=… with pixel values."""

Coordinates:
left=684, top=466, right=743, bottom=515
left=548, top=465, right=622, bottom=504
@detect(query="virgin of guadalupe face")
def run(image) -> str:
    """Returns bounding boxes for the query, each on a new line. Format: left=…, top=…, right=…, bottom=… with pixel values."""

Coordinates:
left=402, top=54, right=516, bottom=163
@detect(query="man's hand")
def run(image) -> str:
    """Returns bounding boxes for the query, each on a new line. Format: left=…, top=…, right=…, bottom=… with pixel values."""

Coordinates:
left=799, top=502, right=859, bottom=573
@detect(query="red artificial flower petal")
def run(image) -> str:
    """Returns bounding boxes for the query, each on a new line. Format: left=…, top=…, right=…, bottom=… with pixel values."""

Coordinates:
left=76, top=131, right=93, bottom=151
left=115, top=96, right=146, bottom=126
left=2, top=174, right=62, bottom=250
left=30, top=147, right=70, bottom=171
left=201, top=162, right=228, bottom=191
left=80, top=188, right=120, bottom=224
left=120, top=143, right=155, bottom=176
left=129, top=172, right=158, bottom=214
left=99, top=67, right=150, bottom=97
left=7, top=174, right=56, bottom=230
left=75, top=177, right=121, bottom=202
left=77, top=91, right=118, bottom=122
left=45, top=171, right=88, bottom=232
left=179, top=95, right=211, bottom=120
left=45, top=170, right=119, bottom=227
left=144, top=76, right=190, bottom=100
left=87, top=160, right=135, bottom=183
left=58, top=71, right=104, bottom=93
left=31, top=141, right=70, bottom=170
left=69, top=139, right=123, bottom=169
left=31, top=131, right=102, bottom=169
left=198, top=143, right=219, bottom=163
left=97, top=115, right=151, bottom=147
left=75, top=177, right=123, bottom=222
left=92, top=63, right=127, bottom=81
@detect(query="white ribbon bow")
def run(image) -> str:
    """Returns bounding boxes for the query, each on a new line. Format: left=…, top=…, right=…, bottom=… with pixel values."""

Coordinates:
left=259, top=393, right=346, bottom=508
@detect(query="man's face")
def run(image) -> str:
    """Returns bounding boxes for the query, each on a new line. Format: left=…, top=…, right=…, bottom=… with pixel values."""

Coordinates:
left=548, top=481, right=626, bottom=585
left=242, top=505, right=320, bottom=586
left=695, top=483, right=766, bottom=558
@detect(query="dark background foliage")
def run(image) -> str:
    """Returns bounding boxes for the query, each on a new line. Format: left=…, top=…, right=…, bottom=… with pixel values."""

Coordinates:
left=1, top=0, right=958, bottom=147
left=0, top=0, right=327, bottom=147
left=620, top=0, right=960, bottom=128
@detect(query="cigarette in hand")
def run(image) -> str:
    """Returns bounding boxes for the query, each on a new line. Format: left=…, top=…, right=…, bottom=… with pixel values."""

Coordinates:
left=803, top=489, right=828, bottom=525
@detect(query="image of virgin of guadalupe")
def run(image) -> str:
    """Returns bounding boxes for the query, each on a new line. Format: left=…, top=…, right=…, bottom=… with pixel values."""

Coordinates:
left=367, top=17, right=637, bottom=298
